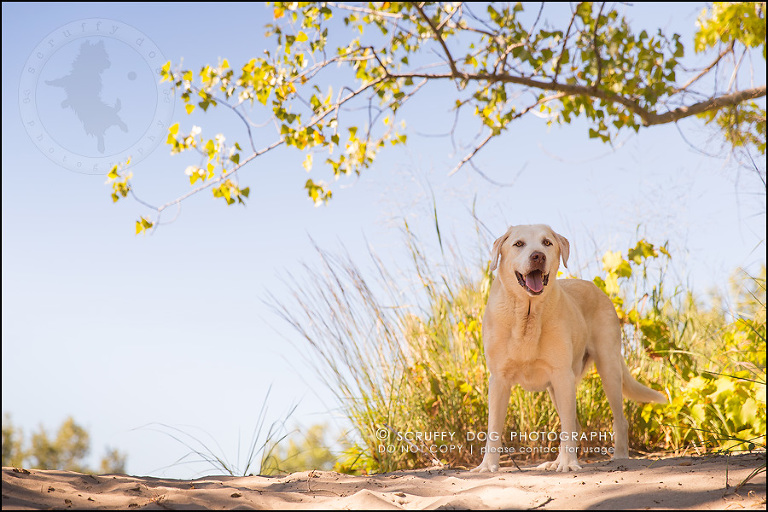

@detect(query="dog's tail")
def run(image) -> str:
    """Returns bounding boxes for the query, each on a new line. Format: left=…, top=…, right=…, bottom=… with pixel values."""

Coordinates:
left=621, top=361, right=667, bottom=403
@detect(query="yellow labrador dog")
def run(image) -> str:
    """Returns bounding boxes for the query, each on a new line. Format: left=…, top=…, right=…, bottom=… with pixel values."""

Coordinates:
left=472, top=224, right=667, bottom=473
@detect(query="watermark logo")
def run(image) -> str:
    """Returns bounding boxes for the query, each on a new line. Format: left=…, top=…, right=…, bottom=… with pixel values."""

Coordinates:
left=19, top=18, right=174, bottom=174
left=374, top=429, right=616, bottom=459
left=376, top=429, right=465, bottom=456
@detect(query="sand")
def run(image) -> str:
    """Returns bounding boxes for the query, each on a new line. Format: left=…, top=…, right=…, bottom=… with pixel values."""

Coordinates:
left=2, top=452, right=765, bottom=510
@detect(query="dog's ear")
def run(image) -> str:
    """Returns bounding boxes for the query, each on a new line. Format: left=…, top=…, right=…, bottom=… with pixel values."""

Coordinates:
left=490, top=227, right=513, bottom=271
left=554, top=231, right=570, bottom=269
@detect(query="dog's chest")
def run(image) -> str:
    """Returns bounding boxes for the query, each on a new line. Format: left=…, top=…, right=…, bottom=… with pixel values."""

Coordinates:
left=494, top=334, right=556, bottom=391
left=485, top=311, right=566, bottom=391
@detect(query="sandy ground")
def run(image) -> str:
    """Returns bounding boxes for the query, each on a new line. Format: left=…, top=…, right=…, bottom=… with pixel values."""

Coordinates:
left=2, top=453, right=765, bottom=510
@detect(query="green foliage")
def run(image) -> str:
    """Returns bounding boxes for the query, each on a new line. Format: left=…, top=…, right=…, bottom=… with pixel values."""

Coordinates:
left=135, top=216, right=153, bottom=235
left=695, top=2, right=766, bottom=55
left=272, top=222, right=766, bottom=473
left=1, top=415, right=127, bottom=474
left=260, top=424, right=337, bottom=475
left=29, top=417, right=90, bottom=472
left=99, top=447, right=128, bottom=474
left=106, top=159, right=132, bottom=203
left=106, top=159, right=155, bottom=235
left=641, top=267, right=766, bottom=453
left=592, top=238, right=766, bottom=455
left=2, top=414, right=25, bottom=467
left=693, top=3, right=767, bottom=154
left=593, top=239, right=694, bottom=375
left=111, top=3, right=765, bottom=229
left=304, top=178, right=332, bottom=206
left=700, top=102, right=767, bottom=155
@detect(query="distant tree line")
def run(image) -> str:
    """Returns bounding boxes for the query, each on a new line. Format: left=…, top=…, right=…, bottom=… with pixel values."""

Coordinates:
left=2, top=414, right=126, bottom=474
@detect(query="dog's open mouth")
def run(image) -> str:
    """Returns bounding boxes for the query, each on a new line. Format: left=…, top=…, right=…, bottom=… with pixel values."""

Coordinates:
left=515, top=270, right=550, bottom=295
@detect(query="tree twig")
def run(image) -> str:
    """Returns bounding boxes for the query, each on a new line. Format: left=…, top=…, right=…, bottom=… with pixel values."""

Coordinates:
left=673, top=42, right=734, bottom=94
left=412, top=2, right=461, bottom=77
left=552, top=9, right=578, bottom=84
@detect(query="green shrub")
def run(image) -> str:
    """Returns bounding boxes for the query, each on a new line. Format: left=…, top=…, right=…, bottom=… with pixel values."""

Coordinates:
left=638, top=267, right=766, bottom=453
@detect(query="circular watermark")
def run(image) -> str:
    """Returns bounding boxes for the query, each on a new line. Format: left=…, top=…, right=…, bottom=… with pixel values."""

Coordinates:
left=19, top=18, right=175, bottom=174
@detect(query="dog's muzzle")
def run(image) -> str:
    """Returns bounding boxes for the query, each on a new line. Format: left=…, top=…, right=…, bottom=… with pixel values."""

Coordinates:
left=515, top=270, right=550, bottom=295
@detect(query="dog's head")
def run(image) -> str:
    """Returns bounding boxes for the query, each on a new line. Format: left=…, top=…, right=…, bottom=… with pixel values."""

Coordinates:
left=489, top=224, right=570, bottom=297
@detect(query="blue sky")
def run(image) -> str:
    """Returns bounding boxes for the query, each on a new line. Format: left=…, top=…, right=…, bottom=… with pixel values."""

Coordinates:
left=2, top=2, right=765, bottom=478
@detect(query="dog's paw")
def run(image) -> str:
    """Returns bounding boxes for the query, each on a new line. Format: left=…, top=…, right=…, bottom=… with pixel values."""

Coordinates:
left=536, top=460, right=558, bottom=471
left=470, top=460, right=499, bottom=473
left=555, top=460, right=582, bottom=472
left=537, top=458, right=582, bottom=472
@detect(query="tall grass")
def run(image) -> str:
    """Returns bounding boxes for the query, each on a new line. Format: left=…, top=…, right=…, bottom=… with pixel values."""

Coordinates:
left=269, top=222, right=495, bottom=472
left=141, top=386, right=297, bottom=477
left=270, top=220, right=765, bottom=473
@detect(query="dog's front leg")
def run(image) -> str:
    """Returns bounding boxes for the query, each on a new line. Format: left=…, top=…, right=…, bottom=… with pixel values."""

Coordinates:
left=538, top=372, right=582, bottom=472
left=471, top=372, right=510, bottom=473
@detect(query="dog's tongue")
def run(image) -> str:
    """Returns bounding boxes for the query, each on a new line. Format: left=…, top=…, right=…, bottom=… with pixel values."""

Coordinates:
left=526, top=271, right=544, bottom=293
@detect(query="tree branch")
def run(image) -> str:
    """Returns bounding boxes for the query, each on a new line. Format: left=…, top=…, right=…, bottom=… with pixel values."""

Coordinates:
left=156, top=138, right=284, bottom=215
left=647, top=86, right=766, bottom=126
left=325, top=2, right=404, bottom=19
left=411, top=2, right=461, bottom=77
left=448, top=92, right=566, bottom=176
left=448, top=131, right=494, bottom=177
left=435, top=2, right=460, bottom=32
left=387, top=69, right=766, bottom=127
left=136, top=2, right=765, bottom=227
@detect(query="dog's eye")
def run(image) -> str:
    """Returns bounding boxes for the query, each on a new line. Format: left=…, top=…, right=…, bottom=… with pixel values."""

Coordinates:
left=514, top=240, right=525, bottom=247
left=542, top=239, right=552, bottom=246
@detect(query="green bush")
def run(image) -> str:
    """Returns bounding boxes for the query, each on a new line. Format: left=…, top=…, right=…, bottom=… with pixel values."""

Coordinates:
left=638, top=267, right=766, bottom=453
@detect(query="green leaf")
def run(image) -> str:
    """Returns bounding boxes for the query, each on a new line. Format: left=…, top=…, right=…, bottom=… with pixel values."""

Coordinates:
left=135, top=217, right=153, bottom=235
left=602, top=250, right=632, bottom=278
left=628, top=240, right=658, bottom=264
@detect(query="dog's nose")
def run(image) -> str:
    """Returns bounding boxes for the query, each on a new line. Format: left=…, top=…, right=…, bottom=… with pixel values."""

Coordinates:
left=531, top=251, right=546, bottom=263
